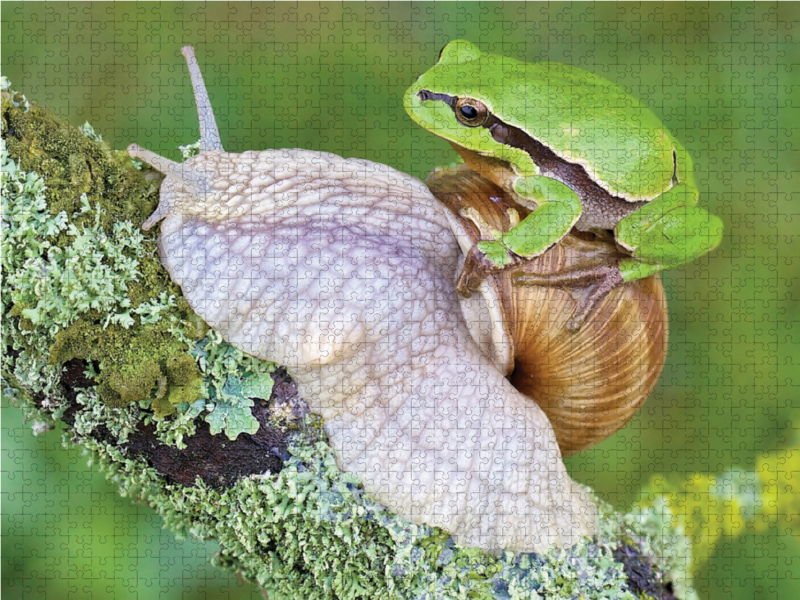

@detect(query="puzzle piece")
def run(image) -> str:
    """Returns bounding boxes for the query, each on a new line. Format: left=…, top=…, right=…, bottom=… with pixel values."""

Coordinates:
left=2, top=3, right=799, bottom=600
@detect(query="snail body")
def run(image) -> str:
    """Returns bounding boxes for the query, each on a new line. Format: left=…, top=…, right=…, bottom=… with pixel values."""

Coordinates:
left=129, top=47, right=597, bottom=553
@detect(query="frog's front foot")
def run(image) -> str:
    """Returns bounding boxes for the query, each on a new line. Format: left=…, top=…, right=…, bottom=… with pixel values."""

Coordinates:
left=456, top=241, right=523, bottom=297
left=514, top=262, right=625, bottom=332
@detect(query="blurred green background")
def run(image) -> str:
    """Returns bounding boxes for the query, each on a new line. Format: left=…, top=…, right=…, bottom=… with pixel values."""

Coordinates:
left=2, top=2, right=798, bottom=599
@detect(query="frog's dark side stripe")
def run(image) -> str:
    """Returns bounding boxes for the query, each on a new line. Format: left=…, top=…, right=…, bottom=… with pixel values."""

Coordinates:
left=417, top=89, right=668, bottom=231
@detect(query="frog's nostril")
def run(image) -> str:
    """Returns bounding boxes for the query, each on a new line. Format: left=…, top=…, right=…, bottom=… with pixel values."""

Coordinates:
left=418, top=90, right=431, bottom=101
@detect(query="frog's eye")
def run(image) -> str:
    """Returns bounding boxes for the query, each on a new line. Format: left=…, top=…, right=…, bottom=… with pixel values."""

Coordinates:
left=455, top=97, right=489, bottom=127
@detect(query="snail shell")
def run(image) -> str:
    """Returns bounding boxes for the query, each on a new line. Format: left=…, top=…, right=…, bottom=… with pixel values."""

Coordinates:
left=427, top=164, right=669, bottom=455
left=128, top=47, right=598, bottom=553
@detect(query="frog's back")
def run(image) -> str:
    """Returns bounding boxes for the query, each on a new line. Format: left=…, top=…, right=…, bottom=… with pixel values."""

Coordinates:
left=480, top=56, right=679, bottom=201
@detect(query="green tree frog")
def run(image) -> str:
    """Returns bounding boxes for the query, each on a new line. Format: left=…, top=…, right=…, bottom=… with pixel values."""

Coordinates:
left=405, top=40, right=723, bottom=330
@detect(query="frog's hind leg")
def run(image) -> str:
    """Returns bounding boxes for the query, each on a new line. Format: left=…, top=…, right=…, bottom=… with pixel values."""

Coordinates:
left=514, top=261, right=625, bottom=331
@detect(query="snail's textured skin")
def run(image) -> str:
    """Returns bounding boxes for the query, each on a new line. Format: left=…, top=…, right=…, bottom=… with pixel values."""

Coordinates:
left=141, top=147, right=597, bottom=552
left=130, top=47, right=597, bottom=552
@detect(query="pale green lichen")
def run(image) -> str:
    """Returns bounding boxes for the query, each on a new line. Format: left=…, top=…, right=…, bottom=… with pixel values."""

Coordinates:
left=78, top=121, right=104, bottom=144
left=72, top=387, right=141, bottom=444
left=497, top=543, right=626, bottom=600
left=0, top=357, right=63, bottom=428
left=3, top=346, right=64, bottom=410
left=48, top=386, right=680, bottom=600
left=169, top=326, right=276, bottom=441
left=4, top=189, right=153, bottom=335
left=144, top=398, right=205, bottom=449
left=2, top=82, right=686, bottom=599
left=189, top=331, right=263, bottom=436
left=603, top=498, right=695, bottom=600
left=179, top=140, right=202, bottom=159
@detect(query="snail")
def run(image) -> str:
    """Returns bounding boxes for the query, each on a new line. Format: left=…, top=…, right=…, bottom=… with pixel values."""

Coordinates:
left=127, top=47, right=598, bottom=553
left=426, top=164, right=668, bottom=456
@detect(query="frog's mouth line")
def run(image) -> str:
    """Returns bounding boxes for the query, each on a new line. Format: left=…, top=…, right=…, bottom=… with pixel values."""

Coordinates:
left=416, top=89, right=639, bottom=209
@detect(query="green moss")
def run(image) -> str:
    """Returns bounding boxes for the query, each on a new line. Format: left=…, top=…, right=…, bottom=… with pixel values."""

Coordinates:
left=166, top=353, right=201, bottom=386
left=3, top=96, right=154, bottom=230
left=105, top=360, right=161, bottom=406
left=162, top=353, right=203, bottom=414
left=1, top=86, right=207, bottom=414
left=46, top=318, right=202, bottom=409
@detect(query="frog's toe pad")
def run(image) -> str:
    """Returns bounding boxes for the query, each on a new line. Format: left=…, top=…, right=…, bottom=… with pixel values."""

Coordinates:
left=477, top=240, right=513, bottom=267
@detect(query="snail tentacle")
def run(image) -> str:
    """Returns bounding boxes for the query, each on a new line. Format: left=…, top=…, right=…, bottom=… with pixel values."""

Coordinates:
left=127, top=144, right=213, bottom=230
left=127, top=144, right=209, bottom=192
left=181, top=46, right=224, bottom=152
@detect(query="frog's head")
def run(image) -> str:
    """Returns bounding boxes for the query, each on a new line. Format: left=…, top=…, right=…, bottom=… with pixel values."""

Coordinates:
left=405, top=40, right=524, bottom=161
